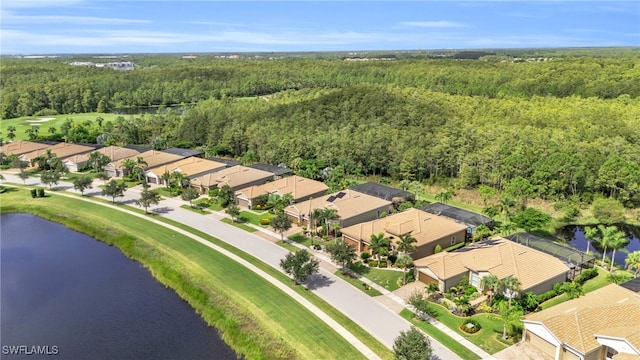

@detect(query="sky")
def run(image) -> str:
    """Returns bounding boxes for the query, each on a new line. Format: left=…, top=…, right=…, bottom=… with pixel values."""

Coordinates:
left=1, top=1, right=638, bottom=54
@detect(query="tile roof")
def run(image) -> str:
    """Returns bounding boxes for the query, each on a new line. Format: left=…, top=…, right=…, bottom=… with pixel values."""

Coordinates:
left=235, top=175, right=328, bottom=202
left=0, top=140, right=51, bottom=156
left=525, top=284, right=640, bottom=354
left=189, top=165, right=273, bottom=189
left=21, top=142, right=96, bottom=160
left=146, top=157, right=227, bottom=178
left=284, top=189, right=392, bottom=221
left=341, top=208, right=467, bottom=247
left=62, top=146, right=140, bottom=165
left=108, top=150, right=185, bottom=169
left=414, top=238, right=569, bottom=292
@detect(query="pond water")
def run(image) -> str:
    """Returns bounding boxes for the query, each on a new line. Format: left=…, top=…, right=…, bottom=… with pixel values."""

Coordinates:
left=556, top=224, right=640, bottom=266
left=1, top=213, right=236, bottom=360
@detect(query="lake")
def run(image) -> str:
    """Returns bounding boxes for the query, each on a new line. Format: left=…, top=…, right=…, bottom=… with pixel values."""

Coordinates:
left=1, top=213, right=237, bottom=360
left=556, top=224, right=640, bottom=267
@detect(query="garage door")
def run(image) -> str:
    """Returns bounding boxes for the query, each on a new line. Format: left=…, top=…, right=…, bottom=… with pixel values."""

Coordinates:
left=418, top=271, right=438, bottom=286
left=526, top=330, right=557, bottom=359
left=237, top=198, right=250, bottom=208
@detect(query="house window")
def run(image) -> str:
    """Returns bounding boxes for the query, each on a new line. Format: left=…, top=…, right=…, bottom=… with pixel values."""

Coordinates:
left=451, top=236, right=456, bottom=245
left=470, top=272, right=480, bottom=288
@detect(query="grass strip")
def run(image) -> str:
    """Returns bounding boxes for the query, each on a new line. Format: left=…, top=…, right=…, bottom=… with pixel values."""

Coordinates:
left=334, top=271, right=383, bottom=297
left=221, top=218, right=258, bottom=232
left=400, top=309, right=481, bottom=360
left=180, top=204, right=211, bottom=214
left=0, top=189, right=366, bottom=360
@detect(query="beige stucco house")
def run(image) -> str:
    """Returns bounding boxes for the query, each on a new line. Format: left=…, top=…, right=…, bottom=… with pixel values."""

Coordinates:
left=341, top=208, right=468, bottom=259
left=104, top=150, right=184, bottom=178
left=0, top=140, right=51, bottom=156
left=234, top=175, right=328, bottom=208
left=20, top=142, right=96, bottom=163
left=414, top=238, right=569, bottom=294
left=283, top=189, right=392, bottom=228
left=189, top=165, right=274, bottom=193
left=523, top=283, right=640, bottom=360
left=62, top=146, right=140, bottom=173
left=145, top=157, right=227, bottom=185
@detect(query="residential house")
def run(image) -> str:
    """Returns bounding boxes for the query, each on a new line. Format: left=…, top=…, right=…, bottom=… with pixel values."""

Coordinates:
left=189, top=165, right=274, bottom=194
left=104, top=150, right=184, bottom=178
left=523, top=283, right=640, bottom=360
left=414, top=238, right=569, bottom=294
left=145, top=157, right=227, bottom=185
left=249, top=163, right=293, bottom=179
left=0, top=140, right=52, bottom=156
left=62, top=146, right=140, bottom=173
left=350, top=182, right=415, bottom=202
left=234, top=175, right=328, bottom=208
left=20, top=142, right=97, bottom=164
left=419, top=202, right=494, bottom=233
left=283, top=189, right=392, bottom=228
left=341, top=208, right=468, bottom=259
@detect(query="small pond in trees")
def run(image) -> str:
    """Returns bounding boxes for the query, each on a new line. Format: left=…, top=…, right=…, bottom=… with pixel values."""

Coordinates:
left=556, top=224, right=640, bottom=266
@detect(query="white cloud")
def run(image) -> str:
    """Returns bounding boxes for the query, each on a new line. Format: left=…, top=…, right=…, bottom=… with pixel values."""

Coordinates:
left=1, top=11, right=149, bottom=25
left=400, top=21, right=468, bottom=28
left=1, top=0, right=84, bottom=8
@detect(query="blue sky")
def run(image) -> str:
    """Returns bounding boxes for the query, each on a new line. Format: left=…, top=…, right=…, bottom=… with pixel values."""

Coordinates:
left=1, top=1, right=638, bottom=54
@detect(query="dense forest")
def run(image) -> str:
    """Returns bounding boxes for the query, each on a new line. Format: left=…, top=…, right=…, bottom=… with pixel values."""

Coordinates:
left=2, top=50, right=639, bottom=207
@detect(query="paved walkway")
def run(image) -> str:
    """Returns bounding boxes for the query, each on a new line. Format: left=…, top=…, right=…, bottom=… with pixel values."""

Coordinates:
left=2, top=173, right=467, bottom=359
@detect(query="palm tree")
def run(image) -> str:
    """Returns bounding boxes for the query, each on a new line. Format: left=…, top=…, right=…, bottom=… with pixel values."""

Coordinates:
left=133, top=156, right=148, bottom=181
left=396, top=253, right=413, bottom=285
left=496, top=197, right=516, bottom=223
left=625, top=251, right=640, bottom=278
left=607, top=229, right=628, bottom=272
left=161, top=171, right=172, bottom=189
left=501, top=276, right=522, bottom=308
left=121, top=158, right=136, bottom=178
left=314, top=208, right=339, bottom=238
left=480, top=274, right=501, bottom=307
left=583, top=226, right=599, bottom=255
left=397, top=233, right=417, bottom=256
left=171, top=171, right=188, bottom=189
left=596, top=225, right=626, bottom=268
left=369, top=232, right=391, bottom=268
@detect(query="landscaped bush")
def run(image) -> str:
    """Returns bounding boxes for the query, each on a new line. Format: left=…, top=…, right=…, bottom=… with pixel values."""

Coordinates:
left=536, top=289, right=560, bottom=303
left=475, top=302, right=493, bottom=314
left=38, top=188, right=45, bottom=197
left=360, top=252, right=371, bottom=262
left=434, top=244, right=443, bottom=253
left=460, top=319, right=482, bottom=334
left=464, top=286, right=478, bottom=296
left=30, top=189, right=38, bottom=198
left=378, top=260, right=388, bottom=268
left=387, top=253, right=397, bottom=265
left=368, top=260, right=378, bottom=267
left=259, top=218, right=271, bottom=225
left=574, top=268, right=598, bottom=285
left=405, top=272, right=415, bottom=283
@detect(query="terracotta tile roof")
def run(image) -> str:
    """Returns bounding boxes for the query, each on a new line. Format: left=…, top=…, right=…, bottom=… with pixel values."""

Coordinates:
left=0, top=141, right=51, bottom=156
left=146, top=157, right=226, bottom=178
left=284, top=189, right=391, bottom=221
left=21, top=142, right=96, bottom=160
left=235, top=175, right=328, bottom=202
left=108, top=150, right=184, bottom=169
left=62, top=146, right=140, bottom=165
left=189, top=165, right=273, bottom=189
left=525, top=284, right=640, bottom=354
left=414, top=238, right=569, bottom=292
left=341, top=208, right=467, bottom=247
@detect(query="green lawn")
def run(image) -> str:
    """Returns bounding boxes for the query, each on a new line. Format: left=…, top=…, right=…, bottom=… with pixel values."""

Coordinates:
left=239, top=210, right=274, bottom=226
left=349, top=261, right=404, bottom=292
left=0, top=189, right=376, bottom=360
left=400, top=309, right=482, bottom=360
left=334, top=270, right=383, bottom=297
left=416, top=301, right=510, bottom=354
left=540, top=267, right=613, bottom=309
left=221, top=218, right=258, bottom=232
left=2, top=113, right=123, bottom=141
left=276, top=240, right=301, bottom=253
left=180, top=204, right=210, bottom=214
left=156, top=186, right=180, bottom=198
left=288, top=233, right=314, bottom=247
left=193, top=198, right=224, bottom=211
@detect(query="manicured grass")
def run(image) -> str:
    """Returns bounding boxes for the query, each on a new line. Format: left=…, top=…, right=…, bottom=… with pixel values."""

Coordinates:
left=62, top=171, right=97, bottom=181
left=334, top=270, right=383, bottom=297
left=0, top=189, right=370, bottom=360
left=400, top=309, right=482, bottom=360
left=276, top=240, right=301, bottom=253
left=288, top=233, right=314, bottom=247
left=156, top=186, right=180, bottom=198
left=221, top=218, right=258, bottom=232
left=180, top=204, right=210, bottom=214
left=349, top=262, right=404, bottom=292
left=2, top=113, right=123, bottom=141
left=239, top=210, right=274, bottom=227
left=194, top=198, right=224, bottom=211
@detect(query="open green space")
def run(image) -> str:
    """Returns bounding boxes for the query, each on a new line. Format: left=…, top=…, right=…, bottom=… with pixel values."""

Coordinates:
left=239, top=210, right=274, bottom=227
left=349, top=262, right=404, bottom=292
left=540, top=267, right=613, bottom=309
left=400, top=309, right=481, bottom=360
left=221, top=218, right=258, bottom=232
left=0, top=189, right=382, bottom=360
left=180, top=204, right=211, bottom=214
left=2, top=113, right=122, bottom=141
left=334, top=270, right=383, bottom=297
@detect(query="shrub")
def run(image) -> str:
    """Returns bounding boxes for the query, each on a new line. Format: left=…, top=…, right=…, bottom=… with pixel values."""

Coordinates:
left=574, top=268, right=598, bottom=285
left=360, top=252, right=371, bottom=262
left=368, top=260, right=378, bottom=267
left=434, top=244, right=443, bottom=253
left=254, top=204, right=262, bottom=210
left=378, top=260, right=388, bottom=268
left=459, top=319, right=482, bottom=334
left=405, top=272, right=415, bottom=283
left=464, top=286, right=478, bottom=296
left=387, top=253, right=397, bottom=265
left=30, top=189, right=38, bottom=198
left=37, top=188, right=45, bottom=198
left=259, top=218, right=271, bottom=225
left=536, top=289, right=559, bottom=303
left=476, top=302, right=493, bottom=314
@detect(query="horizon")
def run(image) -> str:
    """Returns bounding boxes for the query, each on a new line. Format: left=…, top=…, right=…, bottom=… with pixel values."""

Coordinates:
left=1, top=1, right=638, bottom=55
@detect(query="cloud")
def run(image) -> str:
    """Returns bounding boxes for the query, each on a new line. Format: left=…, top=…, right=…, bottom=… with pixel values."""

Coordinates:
left=1, top=0, right=84, bottom=8
left=400, top=21, right=468, bottom=28
left=2, top=11, right=149, bottom=25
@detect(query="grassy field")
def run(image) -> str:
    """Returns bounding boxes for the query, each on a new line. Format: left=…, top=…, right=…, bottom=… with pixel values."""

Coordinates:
left=2, top=113, right=123, bottom=141
left=180, top=204, right=210, bottom=214
left=334, top=270, right=383, bottom=297
left=240, top=210, right=274, bottom=227
left=0, top=189, right=380, bottom=360
left=539, top=267, right=613, bottom=309
left=349, top=262, right=404, bottom=292
left=221, top=217, right=258, bottom=232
